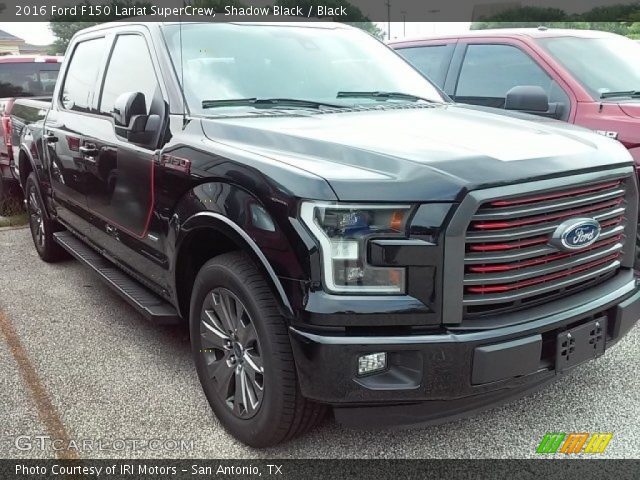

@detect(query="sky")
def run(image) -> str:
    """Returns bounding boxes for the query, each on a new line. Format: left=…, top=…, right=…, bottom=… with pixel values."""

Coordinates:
left=0, top=22, right=55, bottom=45
left=0, top=21, right=473, bottom=46
left=379, top=22, right=471, bottom=41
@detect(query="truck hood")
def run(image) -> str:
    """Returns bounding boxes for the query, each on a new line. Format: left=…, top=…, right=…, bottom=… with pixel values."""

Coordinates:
left=618, top=102, right=640, bottom=119
left=200, top=104, right=633, bottom=202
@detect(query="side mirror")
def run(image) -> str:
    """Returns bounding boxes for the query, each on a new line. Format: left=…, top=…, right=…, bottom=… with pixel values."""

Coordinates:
left=112, top=92, right=158, bottom=144
left=112, top=91, right=146, bottom=128
left=505, top=86, right=549, bottom=112
left=504, top=85, right=564, bottom=119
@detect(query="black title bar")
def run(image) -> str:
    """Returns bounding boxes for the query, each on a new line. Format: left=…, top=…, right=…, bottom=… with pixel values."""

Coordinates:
left=2, top=0, right=640, bottom=22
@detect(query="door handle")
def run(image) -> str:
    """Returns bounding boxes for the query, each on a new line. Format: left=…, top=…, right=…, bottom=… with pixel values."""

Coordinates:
left=79, top=144, right=98, bottom=157
left=43, top=132, right=58, bottom=144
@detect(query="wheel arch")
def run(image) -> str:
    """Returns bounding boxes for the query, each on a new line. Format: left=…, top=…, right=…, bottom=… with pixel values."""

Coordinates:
left=18, top=145, right=56, bottom=219
left=18, top=146, right=35, bottom=189
left=173, top=212, right=294, bottom=323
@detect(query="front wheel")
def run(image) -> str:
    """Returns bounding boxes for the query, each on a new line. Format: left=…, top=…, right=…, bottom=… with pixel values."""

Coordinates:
left=190, top=251, right=325, bottom=447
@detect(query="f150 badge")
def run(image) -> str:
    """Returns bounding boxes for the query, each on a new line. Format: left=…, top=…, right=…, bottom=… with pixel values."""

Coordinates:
left=550, top=218, right=601, bottom=251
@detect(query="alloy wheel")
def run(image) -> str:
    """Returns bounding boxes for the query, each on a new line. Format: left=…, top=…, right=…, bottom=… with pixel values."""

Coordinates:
left=28, top=186, right=45, bottom=249
left=199, top=287, right=264, bottom=419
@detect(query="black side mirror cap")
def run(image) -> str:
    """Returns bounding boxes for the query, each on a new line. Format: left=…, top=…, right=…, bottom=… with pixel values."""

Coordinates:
left=112, top=92, right=160, bottom=144
left=505, top=85, right=549, bottom=112
left=112, top=92, right=147, bottom=128
left=127, top=114, right=161, bottom=145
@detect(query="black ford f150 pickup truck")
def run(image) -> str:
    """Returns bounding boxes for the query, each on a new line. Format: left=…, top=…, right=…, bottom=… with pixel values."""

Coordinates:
left=13, top=21, right=640, bottom=447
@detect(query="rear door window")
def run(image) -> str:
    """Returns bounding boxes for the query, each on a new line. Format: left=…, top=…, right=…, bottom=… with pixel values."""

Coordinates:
left=0, top=63, right=60, bottom=98
left=61, top=37, right=108, bottom=112
left=395, top=44, right=455, bottom=88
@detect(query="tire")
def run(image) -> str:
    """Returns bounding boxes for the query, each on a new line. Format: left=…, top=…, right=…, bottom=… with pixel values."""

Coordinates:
left=190, top=251, right=325, bottom=447
left=25, top=172, right=67, bottom=262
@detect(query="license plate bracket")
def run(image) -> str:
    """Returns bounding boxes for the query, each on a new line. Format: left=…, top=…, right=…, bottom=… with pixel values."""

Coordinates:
left=556, top=318, right=607, bottom=373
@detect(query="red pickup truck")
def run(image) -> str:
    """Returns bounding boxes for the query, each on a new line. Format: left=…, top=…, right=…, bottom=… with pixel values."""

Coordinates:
left=390, top=29, right=640, bottom=164
left=0, top=55, right=61, bottom=212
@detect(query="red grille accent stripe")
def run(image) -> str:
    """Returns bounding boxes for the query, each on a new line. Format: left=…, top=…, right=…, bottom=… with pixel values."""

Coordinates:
left=469, top=235, right=549, bottom=252
left=472, top=198, right=623, bottom=230
left=467, top=235, right=622, bottom=273
left=466, top=253, right=620, bottom=294
left=469, top=216, right=623, bottom=253
left=489, top=181, right=621, bottom=207
left=599, top=216, right=624, bottom=228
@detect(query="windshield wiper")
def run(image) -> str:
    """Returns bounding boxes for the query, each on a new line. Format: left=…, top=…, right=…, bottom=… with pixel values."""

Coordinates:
left=201, top=98, right=345, bottom=109
left=600, top=90, right=640, bottom=99
left=336, top=91, right=438, bottom=103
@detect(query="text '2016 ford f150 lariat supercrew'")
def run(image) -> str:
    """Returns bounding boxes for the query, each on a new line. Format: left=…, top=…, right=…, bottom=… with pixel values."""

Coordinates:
left=12, top=22, right=640, bottom=447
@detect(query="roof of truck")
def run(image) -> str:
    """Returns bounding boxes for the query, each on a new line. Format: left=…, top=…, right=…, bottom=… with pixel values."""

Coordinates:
left=389, top=28, right=621, bottom=46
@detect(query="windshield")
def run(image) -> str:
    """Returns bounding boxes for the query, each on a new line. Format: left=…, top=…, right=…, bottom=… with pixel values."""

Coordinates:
left=161, top=23, right=445, bottom=114
left=537, top=35, right=640, bottom=99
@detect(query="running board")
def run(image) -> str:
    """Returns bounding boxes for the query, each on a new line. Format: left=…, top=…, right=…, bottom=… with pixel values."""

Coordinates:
left=53, top=231, right=181, bottom=325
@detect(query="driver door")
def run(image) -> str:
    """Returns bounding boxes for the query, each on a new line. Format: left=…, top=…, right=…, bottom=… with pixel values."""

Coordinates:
left=82, top=30, right=168, bottom=287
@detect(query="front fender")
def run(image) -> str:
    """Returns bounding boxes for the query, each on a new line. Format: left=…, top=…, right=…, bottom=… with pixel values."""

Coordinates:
left=17, top=124, right=46, bottom=187
left=176, top=211, right=294, bottom=318
left=169, top=182, right=308, bottom=320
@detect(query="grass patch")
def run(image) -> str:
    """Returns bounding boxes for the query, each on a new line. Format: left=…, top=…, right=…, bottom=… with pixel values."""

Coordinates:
left=0, top=212, right=28, bottom=228
left=0, top=192, right=27, bottom=228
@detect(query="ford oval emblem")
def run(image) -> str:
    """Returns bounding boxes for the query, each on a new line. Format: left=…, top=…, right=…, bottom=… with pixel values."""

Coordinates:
left=550, top=218, right=601, bottom=251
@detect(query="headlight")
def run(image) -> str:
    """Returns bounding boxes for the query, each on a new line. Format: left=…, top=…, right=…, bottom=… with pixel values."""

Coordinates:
left=300, top=202, right=411, bottom=294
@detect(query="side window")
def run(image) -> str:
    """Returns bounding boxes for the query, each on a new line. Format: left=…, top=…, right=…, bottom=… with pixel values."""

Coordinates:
left=99, top=35, right=159, bottom=116
left=456, top=44, right=553, bottom=107
left=396, top=45, right=454, bottom=88
left=61, top=37, right=108, bottom=112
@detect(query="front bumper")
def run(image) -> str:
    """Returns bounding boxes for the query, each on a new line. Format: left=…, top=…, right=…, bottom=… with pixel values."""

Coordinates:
left=289, top=272, right=640, bottom=427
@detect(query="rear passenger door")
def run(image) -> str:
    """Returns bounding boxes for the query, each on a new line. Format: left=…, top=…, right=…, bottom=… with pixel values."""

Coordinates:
left=450, top=42, right=571, bottom=120
left=46, top=35, right=110, bottom=237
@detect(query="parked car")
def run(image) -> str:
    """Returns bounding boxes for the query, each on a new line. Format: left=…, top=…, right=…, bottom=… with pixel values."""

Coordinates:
left=0, top=55, right=61, bottom=212
left=391, top=29, right=640, bottom=264
left=391, top=29, right=640, bottom=162
left=13, top=22, right=639, bottom=447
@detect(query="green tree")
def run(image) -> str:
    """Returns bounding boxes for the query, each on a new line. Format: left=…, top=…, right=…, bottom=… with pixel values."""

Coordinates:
left=471, top=3, right=640, bottom=38
left=49, top=21, right=99, bottom=55
left=580, top=3, right=640, bottom=22
left=350, top=22, right=384, bottom=39
left=471, top=7, right=569, bottom=28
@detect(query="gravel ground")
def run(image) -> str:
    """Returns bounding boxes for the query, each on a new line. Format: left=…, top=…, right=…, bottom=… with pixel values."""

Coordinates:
left=0, top=226, right=639, bottom=459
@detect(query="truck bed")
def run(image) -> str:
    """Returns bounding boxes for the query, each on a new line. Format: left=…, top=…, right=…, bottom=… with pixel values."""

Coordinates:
left=6, top=97, right=51, bottom=184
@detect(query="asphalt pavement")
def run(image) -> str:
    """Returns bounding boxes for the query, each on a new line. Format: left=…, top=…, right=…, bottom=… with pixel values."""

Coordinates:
left=1, top=226, right=639, bottom=459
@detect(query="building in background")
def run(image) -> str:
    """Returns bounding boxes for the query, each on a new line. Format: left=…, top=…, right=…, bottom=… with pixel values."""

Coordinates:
left=0, top=30, right=50, bottom=56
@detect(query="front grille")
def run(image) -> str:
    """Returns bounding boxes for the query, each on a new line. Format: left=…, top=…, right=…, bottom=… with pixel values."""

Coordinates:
left=463, top=178, right=628, bottom=317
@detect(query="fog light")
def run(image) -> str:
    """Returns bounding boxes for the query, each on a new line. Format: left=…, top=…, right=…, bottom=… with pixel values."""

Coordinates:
left=358, top=352, right=387, bottom=376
